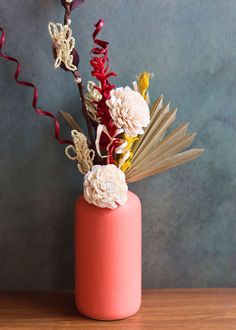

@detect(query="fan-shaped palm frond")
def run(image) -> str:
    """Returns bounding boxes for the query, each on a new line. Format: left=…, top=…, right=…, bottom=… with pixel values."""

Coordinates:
left=125, top=95, right=203, bottom=183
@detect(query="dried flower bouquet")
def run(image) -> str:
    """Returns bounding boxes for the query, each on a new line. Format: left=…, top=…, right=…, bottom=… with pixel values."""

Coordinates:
left=48, top=0, right=203, bottom=209
left=0, top=0, right=203, bottom=210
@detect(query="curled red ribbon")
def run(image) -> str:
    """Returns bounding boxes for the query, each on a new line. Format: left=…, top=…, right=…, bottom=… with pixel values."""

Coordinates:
left=0, top=27, right=72, bottom=145
left=90, top=19, right=116, bottom=90
left=90, top=19, right=116, bottom=127
left=91, top=19, right=122, bottom=163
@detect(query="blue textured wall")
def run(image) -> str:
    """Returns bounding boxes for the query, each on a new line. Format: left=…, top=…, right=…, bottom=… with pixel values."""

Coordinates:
left=0, top=0, right=235, bottom=289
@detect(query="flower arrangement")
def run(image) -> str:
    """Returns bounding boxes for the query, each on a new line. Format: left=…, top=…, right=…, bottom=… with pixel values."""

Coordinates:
left=0, top=0, right=203, bottom=210
left=0, top=0, right=205, bottom=321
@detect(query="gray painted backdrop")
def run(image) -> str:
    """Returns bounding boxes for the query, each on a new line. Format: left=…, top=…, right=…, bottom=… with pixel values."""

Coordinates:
left=0, top=0, right=235, bottom=290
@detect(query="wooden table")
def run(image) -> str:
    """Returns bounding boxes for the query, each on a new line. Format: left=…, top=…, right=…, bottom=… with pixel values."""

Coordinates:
left=0, top=289, right=236, bottom=329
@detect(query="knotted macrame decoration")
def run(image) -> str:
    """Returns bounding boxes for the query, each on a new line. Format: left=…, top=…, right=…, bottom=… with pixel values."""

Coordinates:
left=65, top=130, right=95, bottom=174
left=48, top=22, right=77, bottom=71
left=84, top=81, right=102, bottom=122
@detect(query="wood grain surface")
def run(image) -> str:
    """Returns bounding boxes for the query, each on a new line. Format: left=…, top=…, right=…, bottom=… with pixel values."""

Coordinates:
left=0, top=289, right=236, bottom=329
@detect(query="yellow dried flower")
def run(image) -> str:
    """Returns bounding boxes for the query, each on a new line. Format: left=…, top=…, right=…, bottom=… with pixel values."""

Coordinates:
left=137, top=72, right=153, bottom=101
left=119, top=134, right=138, bottom=172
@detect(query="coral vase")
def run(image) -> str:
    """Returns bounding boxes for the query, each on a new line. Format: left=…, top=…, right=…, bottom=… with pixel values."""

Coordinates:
left=75, top=190, right=142, bottom=320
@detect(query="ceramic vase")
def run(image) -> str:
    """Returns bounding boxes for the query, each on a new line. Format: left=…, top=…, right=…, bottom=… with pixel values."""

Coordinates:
left=75, top=190, right=142, bottom=320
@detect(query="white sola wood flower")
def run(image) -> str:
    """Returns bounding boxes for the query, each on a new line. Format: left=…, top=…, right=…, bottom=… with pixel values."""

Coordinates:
left=106, top=86, right=150, bottom=137
left=83, top=164, right=128, bottom=209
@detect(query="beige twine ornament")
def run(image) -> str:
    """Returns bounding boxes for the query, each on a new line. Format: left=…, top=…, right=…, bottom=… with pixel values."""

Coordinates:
left=48, top=22, right=77, bottom=71
left=84, top=81, right=102, bottom=122
left=65, top=130, right=95, bottom=174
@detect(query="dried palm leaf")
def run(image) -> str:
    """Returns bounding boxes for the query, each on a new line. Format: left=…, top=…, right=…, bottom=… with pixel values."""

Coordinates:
left=60, top=111, right=83, bottom=132
left=126, top=149, right=203, bottom=183
left=125, top=95, right=203, bottom=183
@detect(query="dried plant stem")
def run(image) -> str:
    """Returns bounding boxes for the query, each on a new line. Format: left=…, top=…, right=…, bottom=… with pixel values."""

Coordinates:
left=60, top=111, right=83, bottom=132
left=61, top=2, right=100, bottom=160
left=74, top=73, right=95, bottom=149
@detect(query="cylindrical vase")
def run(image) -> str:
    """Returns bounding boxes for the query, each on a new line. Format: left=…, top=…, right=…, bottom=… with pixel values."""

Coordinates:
left=75, top=190, right=142, bottom=320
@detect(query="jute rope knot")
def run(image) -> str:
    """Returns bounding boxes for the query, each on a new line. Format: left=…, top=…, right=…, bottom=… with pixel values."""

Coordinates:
left=48, top=22, right=77, bottom=71
left=65, top=130, right=95, bottom=174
